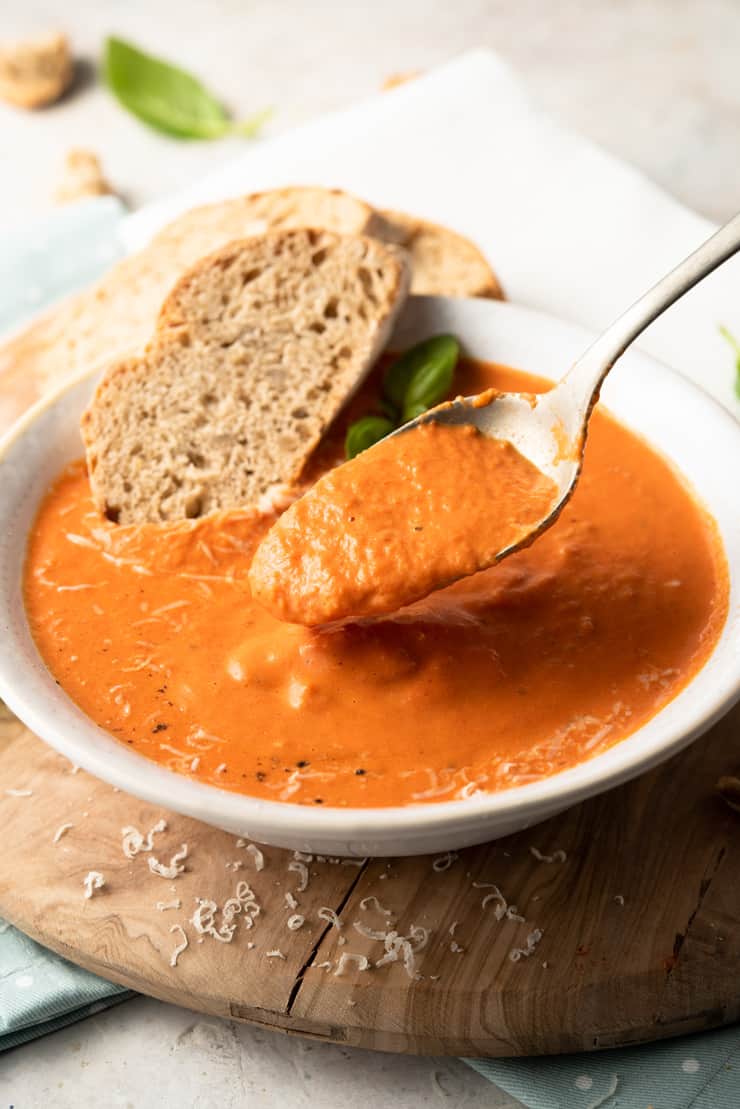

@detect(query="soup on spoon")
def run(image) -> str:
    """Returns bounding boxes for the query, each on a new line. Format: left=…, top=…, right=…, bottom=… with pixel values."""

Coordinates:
left=249, top=414, right=557, bottom=625
left=251, top=212, right=740, bottom=626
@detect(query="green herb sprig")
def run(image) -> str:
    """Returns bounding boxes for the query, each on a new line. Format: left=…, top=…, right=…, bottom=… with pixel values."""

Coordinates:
left=345, top=335, right=460, bottom=459
left=104, top=37, right=271, bottom=140
left=719, top=325, right=740, bottom=401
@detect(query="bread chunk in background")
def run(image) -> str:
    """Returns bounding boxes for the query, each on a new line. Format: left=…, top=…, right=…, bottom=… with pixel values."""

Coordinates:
left=0, top=31, right=74, bottom=109
left=54, top=149, right=115, bottom=205
left=375, top=209, right=504, bottom=299
left=81, top=229, right=410, bottom=524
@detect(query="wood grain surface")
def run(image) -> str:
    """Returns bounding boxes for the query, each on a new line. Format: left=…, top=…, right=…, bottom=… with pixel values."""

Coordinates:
left=0, top=702, right=737, bottom=1057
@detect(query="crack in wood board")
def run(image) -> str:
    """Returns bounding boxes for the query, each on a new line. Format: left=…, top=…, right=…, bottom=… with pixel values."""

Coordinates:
left=286, top=859, right=369, bottom=1015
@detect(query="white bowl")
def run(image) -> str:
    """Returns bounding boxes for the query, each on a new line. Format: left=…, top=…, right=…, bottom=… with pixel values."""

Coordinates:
left=0, top=298, right=738, bottom=856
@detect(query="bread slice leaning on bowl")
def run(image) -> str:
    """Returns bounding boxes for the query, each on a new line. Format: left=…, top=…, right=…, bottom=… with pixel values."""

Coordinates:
left=80, top=229, right=410, bottom=525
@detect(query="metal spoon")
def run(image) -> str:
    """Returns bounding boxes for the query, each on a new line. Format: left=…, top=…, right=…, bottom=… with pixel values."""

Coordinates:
left=397, top=211, right=740, bottom=564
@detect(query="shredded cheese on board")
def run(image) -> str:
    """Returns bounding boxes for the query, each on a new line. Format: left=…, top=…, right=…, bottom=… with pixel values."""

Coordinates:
left=317, top=907, right=343, bottom=929
left=245, top=843, right=265, bottom=870
left=509, top=929, right=544, bottom=962
left=121, top=819, right=167, bottom=859
left=83, top=871, right=105, bottom=899
left=288, top=860, right=309, bottom=892
left=52, top=822, right=74, bottom=844
left=168, top=924, right=188, bottom=967
left=148, top=844, right=188, bottom=879
left=335, top=952, right=370, bottom=976
left=529, top=846, right=567, bottom=864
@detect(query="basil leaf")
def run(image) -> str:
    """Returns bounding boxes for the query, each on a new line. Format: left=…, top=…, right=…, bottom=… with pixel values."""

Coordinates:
left=403, top=401, right=429, bottom=422
left=400, top=335, right=459, bottom=423
left=345, top=416, right=395, bottom=459
left=104, top=37, right=268, bottom=141
left=719, top=325, right=740, bottom=400
left=383, top=335, right=458, bottom=414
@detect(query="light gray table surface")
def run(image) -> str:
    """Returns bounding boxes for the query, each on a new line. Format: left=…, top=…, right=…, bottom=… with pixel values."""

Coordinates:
left=2, top=1, right=739, bottom=1105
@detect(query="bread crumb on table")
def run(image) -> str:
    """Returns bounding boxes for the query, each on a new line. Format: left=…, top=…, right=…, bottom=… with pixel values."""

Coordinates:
left=0, top=31, right=74, bottom=109
left=55, top=149, right=116, bottom=205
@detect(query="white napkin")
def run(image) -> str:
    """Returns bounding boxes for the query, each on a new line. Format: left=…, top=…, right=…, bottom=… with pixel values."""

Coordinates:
left=123, top=48, right=740, bottom=414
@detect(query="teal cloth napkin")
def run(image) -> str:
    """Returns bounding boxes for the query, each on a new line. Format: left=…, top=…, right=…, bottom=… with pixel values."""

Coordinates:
left=0, top=918, right=132, bottom=1052
left=467, top=1027, right=740, bottom=1108
left=1, top=199, right=739, bottom=1109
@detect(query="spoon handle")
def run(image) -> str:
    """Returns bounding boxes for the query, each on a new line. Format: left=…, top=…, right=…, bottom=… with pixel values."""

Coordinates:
left=563, top=210, right=740, bottom=404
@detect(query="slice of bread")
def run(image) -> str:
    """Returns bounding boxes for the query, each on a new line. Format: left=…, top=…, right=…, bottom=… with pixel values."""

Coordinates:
left=0, top=187, right=378, bottom=430
left=0, top=187, right=502, bottom=434
left=150, top=186, right=380, bottom=259
left=375, top=209, right=504, bottom=299
left=80, top=230, right=410, bottom=525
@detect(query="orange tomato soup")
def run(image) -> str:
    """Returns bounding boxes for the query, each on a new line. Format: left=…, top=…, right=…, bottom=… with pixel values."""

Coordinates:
left=249, top=420, right=558, bottom=625
left=24, top=361, right=728, bottom=808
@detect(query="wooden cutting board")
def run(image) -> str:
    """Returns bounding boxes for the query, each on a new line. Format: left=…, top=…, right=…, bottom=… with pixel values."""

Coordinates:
left=0, top=702, right=737, bottom=1057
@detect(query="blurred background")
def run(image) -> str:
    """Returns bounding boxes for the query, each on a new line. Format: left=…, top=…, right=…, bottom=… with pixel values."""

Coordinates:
left=2, top=0, right=740, bottom=228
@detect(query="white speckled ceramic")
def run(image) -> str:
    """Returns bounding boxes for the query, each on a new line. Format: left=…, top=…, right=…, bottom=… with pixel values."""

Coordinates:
left=0, top=297, right=738, bottom=856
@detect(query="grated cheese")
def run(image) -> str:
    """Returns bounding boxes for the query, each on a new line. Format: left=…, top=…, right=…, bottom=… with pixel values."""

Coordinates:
left=614, top=894, right=625, bottom=906
left=450, top=941, right=464, bottom=954
left=121, top=818, right=167, bottom=859
left=474, top=883, right=507, bottom=920
left=156, top=899, right=181, bottom=911
left=352, top=921, right=388, bottom=941
left=288, top=860, right=309, bottom=892
left=5, top=789, right=32, bottom=797
left=317, top=907, right=343, bottom=929
left=334, top=952, right=370, bottom=976
left=284, top=892, right=298, bottom=910
left=52, top=822, right=74, bottom=844
left=287, top=914, right=305, bottom=931
left=225, top=860, right=244, bottom=871
left=168, top=924, right=188, bottom=967
left=190, top=880, right=260, bottom=944
left=148, top=844, right=188, bottom=879
left=359, top=896, right=392, bottom=916
left=375, top=925, right=429, bottom=979
left=529, top=846, right=567, bottom=864
left=266, top=949, right=286, bottom=960
left=245, top=843, right=265, bottom=871
left=235, top=838, right=246, bottom=847
left=215, top=763, right=227, bottom=774
left=83, top=871, right=105, bottom=899
left=432, top=851, right=458, bottom=873
left=509, top=928, right=543, bottom=962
